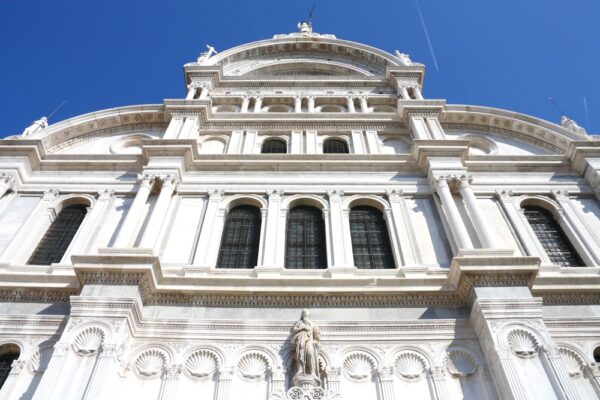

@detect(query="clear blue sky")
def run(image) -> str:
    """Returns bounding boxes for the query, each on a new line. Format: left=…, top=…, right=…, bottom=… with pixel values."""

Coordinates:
left=1, top=0, right=598, bottom=137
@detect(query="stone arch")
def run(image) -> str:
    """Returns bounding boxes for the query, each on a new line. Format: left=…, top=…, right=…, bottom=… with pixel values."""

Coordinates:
left=316, top=104, right=346, bottom=113
left=264, top=104, right=293, bottom=113
left=458, top=133, right=499, bottom=155
left=109, top=133, right=154, bottom=155
left=212, top=104, right=241, bottom=113
left=343, top=194, right=390, bottom=212
left=516, top=195, right=561, bottom=215
left=199, top=135, right=228, bottom=154
left=49, top=193, right=95, bottom=215
left=371, top=105, right=396, bottom=113
left=282, top=194, right=329, bottom=211
left=222, top=194, right=268, bottom=210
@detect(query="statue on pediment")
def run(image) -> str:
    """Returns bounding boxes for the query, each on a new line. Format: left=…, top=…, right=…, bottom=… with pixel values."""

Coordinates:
left=561, top=115, right=588, bottom=137
left=22, top=117, right=48, bottom=137
left=197, top=44, right=217, bottom=64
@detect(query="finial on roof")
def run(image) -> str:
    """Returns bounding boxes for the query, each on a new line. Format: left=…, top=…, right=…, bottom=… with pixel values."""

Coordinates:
left=197, top=44, right=218, bottom=64
left=560, top=115, right=588, bottom=137
left=21, top=117, right=48, bottom=138
left=395, top=51, right=413, bottom=66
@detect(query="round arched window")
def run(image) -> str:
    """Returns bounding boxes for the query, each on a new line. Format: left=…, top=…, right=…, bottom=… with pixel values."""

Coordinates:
left=261, top=139, right=287, bottom=154
left=0, top=344, right=20, bottom=389
left=323, top=139, right=349, bottom=154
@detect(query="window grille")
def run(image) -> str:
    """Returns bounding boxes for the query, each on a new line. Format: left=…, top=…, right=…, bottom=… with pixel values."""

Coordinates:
left=28, top=204, right=87, bottom=265
left=323, top=139, right=349, bottom=154
left=523, top=206, right=583, bottom=267
left=261, top=139, right=287, bottom=154
left=216, top=205, right=261, bottom=269
left=350, top=206, right=395, bottom=269
left=0, top=352, right=19, bottom=389
left=285, top=206, right=327, bottom=269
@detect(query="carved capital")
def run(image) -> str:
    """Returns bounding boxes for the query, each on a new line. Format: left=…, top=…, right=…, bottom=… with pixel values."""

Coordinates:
left=551, top=189, right=570, bottom=202
left=165, top=363, right=182, bottom=379
left=0, top=173, right=15, bottom=189
left=207, top=189, right=224, bottom=201
left=429, top=366, right=447, bottom=381
left=267, top=189, right=284, bottom=200
left=495, top=189, right=513, bottom=201
left=159, top=174, right=179, bottom=191
left=42, top=188, right=60, bottom=201
left=385, top=188, right=403, bottom=201
left=218, top=366, right=235, bottom=380
left=137, top=173, right=156, bottom=188
left=459, top=174, right=473, bottom=187
left=326, top=188, right=344, bottom=200
left=377, top=366, right=395, bottom=380
left=97, top=189, right=115, bottom=200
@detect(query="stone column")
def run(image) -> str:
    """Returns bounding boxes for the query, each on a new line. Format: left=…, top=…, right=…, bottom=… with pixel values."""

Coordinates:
left=364, top=130, right=380, bottom=154
left=186, top=83, right=198, bottom=100
left=326, top=367, right=341, bottom=395
left=307, top=96, right=315, bottom=113
left=584, top=364, right=600, bottom=396
left=0, top=359, right=26, bottom=399
left=291, top=131, right=303, bottom=154
left=253, top=96, right=263, bottom=113
left=346, top=96, right=356, bottom=113
left=459, top=175, right=497, bottom=248
left=351, top=130, right=365, bottom=154
left=495, top=190, right=549, bottom=262
left=541, top=347, right=581, bottom=400
left=430, top=367, right=450, bottom=400
left=192, top=190, right=224, bottom=267
left=227, top=130, right=244, bottom=154
left=82, top=345, right=119, bottom=400
left=294, top=96, right=302, bottom=113
left=158, top=364, right=181, bottom=400
left=163, top=117, right=184, bottom=139
left=434, top=176, right=473, bottom=250
left=399, top=86, right=410, bottom=100
left=305, top=130, right=317, bottom=154
left=260, top=190, right=283, bottom=268
left=271, top=367, right=286, bottom=395
left=179, top=116, right=199, bottom=139
left=386, top=189, right=417, bottom=267
left=199, top=84, right=210, bottom=100
left=113, top=174, right=155, bottom=248
left=377, top=367, right=396, bottom=400
left=327, top=190, right=351, bottom=268
left=216, top=367, right=234, bottom=400
left=31, top=343, right=69, bottom=400
left=323, top=208, right=333, bottom=268
left=359, top=96, right=369, bottom=112
left=552, top=190, right=600, bottom=265
left=256, top=208, right=268, bottom=267
left=412, top=86, right=424, bottom=100
left=139, top=175, right=178, bottom=249
left=242, top=130, right=257, bottom=154
left=0, top=173, right=14, bottom=199
left=241, top=96, right=250, bottom=113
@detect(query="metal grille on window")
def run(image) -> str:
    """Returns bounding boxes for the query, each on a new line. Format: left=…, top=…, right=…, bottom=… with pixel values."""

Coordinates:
left=323, top=139, right=349, bottom=154
left=261, top=139, right=287, bottom=154
left=0, top=352, right=19, bottom=389
left=523, top=206, right=584, bottom=267
left=285, top=206, right=327, bottom=269
left=350, top=206, right=395, bottom=269
left=216, top=205, right=262, bottom=269
left=28, top=204, right=87, bottom=265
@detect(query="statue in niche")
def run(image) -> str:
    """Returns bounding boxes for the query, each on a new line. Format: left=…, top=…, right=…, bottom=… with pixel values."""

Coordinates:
left=197, top=44, right=217, bottom=64
left=292, top=309, right=321, bottom=387
left=395, top=50, right=412, bottom=66
left=22, top=117, right=48, bottom=137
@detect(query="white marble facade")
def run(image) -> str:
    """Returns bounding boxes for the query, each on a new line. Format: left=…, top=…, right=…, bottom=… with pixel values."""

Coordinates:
left=0, top=25, right=599, bottom=400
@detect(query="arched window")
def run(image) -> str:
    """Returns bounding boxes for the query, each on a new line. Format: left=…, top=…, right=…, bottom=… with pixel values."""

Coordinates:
left=28, top=204, right=88, bottom=265
left=285, top=206, right=327, bottom=269
left=594, top=346, right=600, bottom=363
left=0, top=345, right=20, bottom=389
left=523, top=206, right=583, bottom=267
left=350, top=206, right=395, bottom=269
left=217, top=205, right=262, bottom=269
left=323, top=139, right=349, bottom=154
left=261, top=139, right=287, bottom=154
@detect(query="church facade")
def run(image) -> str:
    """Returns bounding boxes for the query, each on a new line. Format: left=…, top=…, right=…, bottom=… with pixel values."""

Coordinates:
left=0, top=23, right=599, bottom=400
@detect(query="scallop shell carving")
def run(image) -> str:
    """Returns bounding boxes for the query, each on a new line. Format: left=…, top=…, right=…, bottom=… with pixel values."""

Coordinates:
left=343, top=353, right=375, bottom=381
left=558, top=347, right=584, bottom=377
left=185, top=350, right=219, bottom=379
left=446, top=350, right=478, bottom=377
left=135, top=349, right=167, bottom=378
left=238, top=353, right=269, bottom=380
left=72, top=326, right=105, bottom=356
left=506, top=329, right=539, bottom=357
left=30, top=348, right=52, bottom=373
left=395, top=352, right=427, bottom=380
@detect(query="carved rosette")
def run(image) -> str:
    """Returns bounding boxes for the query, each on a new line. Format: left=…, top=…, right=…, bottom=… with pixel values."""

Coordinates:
left=506, top=328, right=539, bottom=358
left=394, top=351, right=428, bottom=380
left=270, top=386, right=340, bottom=400
left=72, top=326, right=106, bottom=356
left=134, top=349, right=167, bottom=379
left=342, top=352, right=376, bottom=382
left=185, top=349, right=219, bottom=380
left=238, top=352, right=270, bottom=381
left=445, top=349, right=479, bottom=378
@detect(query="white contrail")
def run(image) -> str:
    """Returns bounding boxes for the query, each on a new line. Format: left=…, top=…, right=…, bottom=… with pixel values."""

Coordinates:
left=414, top=0, right=439, bottom=73
left=583, top=96, right=590, bottom=125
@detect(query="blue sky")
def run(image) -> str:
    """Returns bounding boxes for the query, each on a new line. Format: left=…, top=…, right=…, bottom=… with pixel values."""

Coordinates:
left=1, top=0, right=598, bottom=137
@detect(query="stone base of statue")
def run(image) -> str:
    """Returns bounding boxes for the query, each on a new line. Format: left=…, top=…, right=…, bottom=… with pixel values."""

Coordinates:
left=293, top=373, right=320, bottom=390
left=269, top=386, right=341, bottom=400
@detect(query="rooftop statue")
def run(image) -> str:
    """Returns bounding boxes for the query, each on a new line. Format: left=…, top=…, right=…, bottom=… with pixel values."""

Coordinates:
left=395, top=50, right=412, bottom=66
left=197, top=44, right=218, bottom=64
left=561, top=115, right=588, bottom=137
left=297, top=21, right=313, bottom=34
left=21, top=117, right=48, bottom=137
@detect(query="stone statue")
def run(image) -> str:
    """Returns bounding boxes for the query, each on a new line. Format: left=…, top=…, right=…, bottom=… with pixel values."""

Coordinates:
left=297, top=21, right=313, bottom=34
left=395, top=50, right=412, bottom=66
left=197, top=44, right=217, bottom=63
left=22, top=117, right=48, bottom=137
left=560, top=115, right=588, bottom=136
left=292, top=309, right=321, bottom=387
